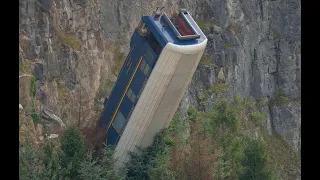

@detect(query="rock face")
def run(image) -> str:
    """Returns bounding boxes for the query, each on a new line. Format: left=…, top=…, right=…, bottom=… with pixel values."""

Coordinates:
left=19, top=0, right=111, bottom=130
left=19, top=0, right=300, bottom=155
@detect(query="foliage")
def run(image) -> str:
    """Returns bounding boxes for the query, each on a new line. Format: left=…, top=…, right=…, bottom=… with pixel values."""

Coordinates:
left=29, top=75, right=40, bottom=125
left=213, top=151, right=232, bottom=180
left=257, top=97, right=267, bottom=106
left=264, top=132, right=300, bottom=180
left=251, top=111, right=266, bottom=126
left=60, top=127, right=86, bottom=179
left=19, top=62, right=28, bottom=73
left=19, top=138, right=43, bottom=180
left=79, top=146, right=125, bottom=180
left=196, top=19, right=212, bottom=30
left=126, top=130, right=175, bottom=180
left=269, top=88, right=295, bottom=105
left=224, top=43, right=234, bottom=49
left=271, top=30, right=284, bottom=39
left=31, top=111, right=40, bottom=125
left=199, top=55, right=213, bottom=67
left=30, top=76, right=36, bottom=97
left=19, top=92, right=298, bottom=180
left=238, top=138, right=277, bottom=180
left=42, top=139, right=66, bottom=180
left=199, top=83, right=228, bottom=106
left=269, top=95, right=292, bottom=105
left=19, top=128, right=125, bottom=180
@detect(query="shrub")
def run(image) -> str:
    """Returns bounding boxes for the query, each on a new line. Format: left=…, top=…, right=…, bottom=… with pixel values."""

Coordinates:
left=30, top=76, right=36, bottom=97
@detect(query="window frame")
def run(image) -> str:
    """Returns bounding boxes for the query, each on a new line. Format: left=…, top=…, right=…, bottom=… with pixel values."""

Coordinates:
left=112, top=111, right=126, bottom=132
left=143, top=63, right=150, bottom=76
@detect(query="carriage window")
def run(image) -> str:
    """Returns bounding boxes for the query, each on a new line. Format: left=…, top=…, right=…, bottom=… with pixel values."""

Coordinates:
left=127, top=88, right=133, bottom=99
left=143, top=64, right=150, bottom=76
left=145, top=30, right=163, bottom=55
left=144, top=50, right=155, bottom=65
left=131, top=93, right=136, bottom=103
left=127, top=88, right=137, bottom=103
left=113, top=111, right=126, bottom=132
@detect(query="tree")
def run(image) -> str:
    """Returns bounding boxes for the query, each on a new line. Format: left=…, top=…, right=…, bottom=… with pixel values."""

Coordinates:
left=126, top=130, right=175, bottom=180
left=19, top=138, right=43, bottom=180
left=238, top=138, right=277, bottom=180
left=60, top=127, right=86, bottom=179
left=79, top=146, right=125, bottom=180
left=42, top=139, right=64, bottom=180
left=213, top=151, right=232, bottom=180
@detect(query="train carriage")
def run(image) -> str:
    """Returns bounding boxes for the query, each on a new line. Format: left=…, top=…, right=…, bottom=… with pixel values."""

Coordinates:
left=99, top=9, right=207, bottom=167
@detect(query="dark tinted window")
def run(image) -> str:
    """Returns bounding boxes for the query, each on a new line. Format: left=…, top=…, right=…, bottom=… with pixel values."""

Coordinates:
left=145, top=31, right=163, bottom=55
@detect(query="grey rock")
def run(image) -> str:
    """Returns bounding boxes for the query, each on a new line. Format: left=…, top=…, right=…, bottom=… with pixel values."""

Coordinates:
left=34, top=63, right=44, bottom=80
left=47, top=134, right=59, bottom=139
left=213, top=25, right=223, bottom=33
left=37, top=124, right=43, bottom=135
left=41, top=108, right=66, bottom=128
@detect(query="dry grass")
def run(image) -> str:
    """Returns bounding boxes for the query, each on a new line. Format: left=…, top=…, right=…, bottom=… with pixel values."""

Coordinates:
left=57, top=80, right=70, bottom=106
left=196, top=19, right=212, bottom=30
left=55, top=27, right=82, bottom=51
left=264, top=132, right=301, bottom=180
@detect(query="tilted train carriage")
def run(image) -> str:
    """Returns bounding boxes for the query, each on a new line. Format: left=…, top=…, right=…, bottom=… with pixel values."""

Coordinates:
left=99, top=9, right=207, bottom=167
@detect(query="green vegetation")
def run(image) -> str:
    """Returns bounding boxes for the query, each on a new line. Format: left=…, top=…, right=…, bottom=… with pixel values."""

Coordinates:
left=271, top=30, right=284, bottom=39
left=60, top=127, right=86, bottom=179
left=30, top=76, right=36, bottom=97
left=269, top=88, right=297, bottom=105
left=79, top=147, right=126, bottom=180
left=19, top=138, right=43, bottom=180
left=29, top=75, right=40, bottom=124
left=19, top=127, right=122, bottom=180
left=199, top=83, right=228, bottom=106
left=19, top=62, right=28, bottom=73
left=224, top=43, right=234, bottom=49
left=238, top=138, right=277, bottom=180
left=258, top=97, right=267, bottom=106
left=125, top=97, right=280, bottom=180
left=269, top=95, right=292, bottom=105
left=126, top=130, right=175, bottom=180
left=251, top=111, right=266, bottom=126
left=20, top=89, right=299, bottom=180
left=199, top=54, right=213, bottom=67
left=196, top=19, right=212, bottom=30
left=63, top=34, right=82, bottom=51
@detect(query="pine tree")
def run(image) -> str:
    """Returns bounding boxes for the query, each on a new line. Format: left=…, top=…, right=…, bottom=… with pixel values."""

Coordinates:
left=79, top=146, right=125, bottom=180
left=238, top=138, right=277, bottom=180
left=60, top=127, right=86, bottom=179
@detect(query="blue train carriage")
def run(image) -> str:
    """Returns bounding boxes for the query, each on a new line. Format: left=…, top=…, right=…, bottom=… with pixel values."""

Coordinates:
left=99, top=9, right=207, bottom=167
